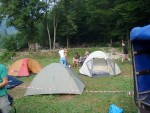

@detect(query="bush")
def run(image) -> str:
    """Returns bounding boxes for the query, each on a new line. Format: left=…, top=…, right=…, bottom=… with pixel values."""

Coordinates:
left=0, top=51, right=16, bottom=62
left=2, top=35, right=18, bottom=51
left=2, top=33, right=28, bottom=51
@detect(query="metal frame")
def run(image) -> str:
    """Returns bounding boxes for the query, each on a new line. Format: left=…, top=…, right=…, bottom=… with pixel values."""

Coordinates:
left=131, top=41, right=150, bottom=113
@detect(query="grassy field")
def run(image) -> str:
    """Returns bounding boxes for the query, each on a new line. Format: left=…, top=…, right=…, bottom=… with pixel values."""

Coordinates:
left=6, top=47, right=138, bottom=113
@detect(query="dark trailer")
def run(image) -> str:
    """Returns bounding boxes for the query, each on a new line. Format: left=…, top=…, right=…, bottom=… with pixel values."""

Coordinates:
left=130, top=24, right=150, bottom=113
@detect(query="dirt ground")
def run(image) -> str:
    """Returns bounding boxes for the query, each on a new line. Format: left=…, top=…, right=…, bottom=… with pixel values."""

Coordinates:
left=107, top=48, right=122, bottom=60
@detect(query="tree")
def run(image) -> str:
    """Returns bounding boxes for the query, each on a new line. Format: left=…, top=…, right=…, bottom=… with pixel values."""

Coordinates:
left=44, top=0, right=52, bottom=50
left=1, top=0, right=150, bottom=49
left=0, top=0, right=47, bottom=43
left=43, top=0, right=61, bottom=50
left=56, top=0, right=77, bottom=48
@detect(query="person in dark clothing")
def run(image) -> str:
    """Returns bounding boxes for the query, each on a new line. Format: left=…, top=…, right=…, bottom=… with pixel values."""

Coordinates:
left=122, top=43, right=130, bottom=62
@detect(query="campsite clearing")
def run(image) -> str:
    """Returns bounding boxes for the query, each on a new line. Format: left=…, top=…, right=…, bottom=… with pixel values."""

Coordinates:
left=7, top=47, right=137, bottom=113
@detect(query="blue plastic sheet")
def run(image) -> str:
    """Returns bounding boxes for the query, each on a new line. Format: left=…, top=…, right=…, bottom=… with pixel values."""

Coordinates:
left=130, top=24, right=150, bottom=41
left=109, top=104, right=123, bottom=113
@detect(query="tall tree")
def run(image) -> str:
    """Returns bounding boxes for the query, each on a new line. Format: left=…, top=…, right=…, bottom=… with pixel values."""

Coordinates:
left=45, top=0, right=52, bottom=50
left=0, top=0, right=47, bottom=42
left=56, top=0, right=77, bottom=48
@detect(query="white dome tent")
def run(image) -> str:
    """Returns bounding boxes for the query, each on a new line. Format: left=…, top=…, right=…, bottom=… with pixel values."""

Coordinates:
left=79, top=51, right=121, bottom=77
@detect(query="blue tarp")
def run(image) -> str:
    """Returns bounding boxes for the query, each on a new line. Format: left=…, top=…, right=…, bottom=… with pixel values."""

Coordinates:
left=6, top=75, right=23, bottom=89
left=130, top=24, right=150, bottom=41
left=130, top=24, right=150, bottom=93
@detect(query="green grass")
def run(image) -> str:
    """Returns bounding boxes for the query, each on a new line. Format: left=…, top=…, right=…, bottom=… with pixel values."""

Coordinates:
left=7, top=47, right=138, bottom=113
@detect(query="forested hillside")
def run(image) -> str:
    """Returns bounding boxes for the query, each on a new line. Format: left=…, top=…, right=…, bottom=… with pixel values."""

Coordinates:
left=0, top=0, right=149, bottom=50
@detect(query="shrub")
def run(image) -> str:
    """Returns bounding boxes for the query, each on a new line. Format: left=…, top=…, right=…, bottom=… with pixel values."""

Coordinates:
left=2, top=34, right=28, bottom=51
left=0, top=51, right=16, bottom=62
left=2, top=35, right=18, bottom=51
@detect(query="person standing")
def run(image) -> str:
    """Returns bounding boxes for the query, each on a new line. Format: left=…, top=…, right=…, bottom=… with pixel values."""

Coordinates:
left=64, top=48, right=68, bottom=66
left=0, top=64, right=10, bottom=113
left=58, top=47, right=67, bottom=66
left=122, top=42, right=130, bottom=62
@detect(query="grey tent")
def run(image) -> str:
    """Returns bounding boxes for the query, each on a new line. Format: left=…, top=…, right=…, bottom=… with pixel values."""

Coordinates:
left=25, top=63, right=85, bottom=96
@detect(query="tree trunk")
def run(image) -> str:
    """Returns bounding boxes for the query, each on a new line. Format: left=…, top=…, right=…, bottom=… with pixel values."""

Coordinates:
left=46, top=0, right=51, bottom=50
left=53, top=0, right=56, bottom=50
left=110, top=39, right=112, bottom=47
left=66, top=36, right=69, bottom=48
left=126, top=28, right=130, bottom=48
left=53, top=0, right=59, bottom=50
left=53, top=18, right=56, bottom=50
left=47, top=24, right=51, bottom=50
